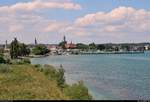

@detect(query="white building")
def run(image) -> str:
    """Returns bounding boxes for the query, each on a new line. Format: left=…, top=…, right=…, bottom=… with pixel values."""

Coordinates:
left=145, top=45, right=150, bottom=50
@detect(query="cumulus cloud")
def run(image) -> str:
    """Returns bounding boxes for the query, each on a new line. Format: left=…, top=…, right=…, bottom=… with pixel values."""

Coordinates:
left=9, top=24, right=24, bottom=33
left=44, top=21, right=69, bottom=32
left=0, top=0, right=82, bottom=13
left=0, top=5, right=150, bottom=43
left=74, top=6, right=150, bottom=34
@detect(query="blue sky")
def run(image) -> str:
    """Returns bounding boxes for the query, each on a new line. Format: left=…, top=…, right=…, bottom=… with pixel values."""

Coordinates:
left=0, top=0, right=150, bottom=44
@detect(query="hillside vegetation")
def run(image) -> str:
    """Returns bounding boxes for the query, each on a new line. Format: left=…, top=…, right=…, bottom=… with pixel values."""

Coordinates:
left=0, top=64, right=92, bottom=100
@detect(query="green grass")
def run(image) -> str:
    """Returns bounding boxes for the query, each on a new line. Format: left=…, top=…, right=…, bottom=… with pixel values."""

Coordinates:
left=0, top=64, right=92, bottom=100
left=0, top=64, right=68, bottom=100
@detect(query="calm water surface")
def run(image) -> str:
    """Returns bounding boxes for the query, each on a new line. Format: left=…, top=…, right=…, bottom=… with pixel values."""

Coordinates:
left=31, top=51, right=150, bottom=100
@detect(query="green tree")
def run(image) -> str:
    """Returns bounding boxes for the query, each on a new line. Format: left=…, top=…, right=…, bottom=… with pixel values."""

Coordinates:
left=121, top=45, right=130, bottom=51
left=0, top=54, right=5, bottom=64
left=57, top=65, right=65, bottom=89
left=10, top=38, right=30, bottom=59
left=64, top=81, right=92, bottom=100
left=89, top=43, right=97, bottom=50
left=10, top=38, right=20, bottom=59
left=32, top=44, right=50, bottom=55
left=59, top=41, right=67, bottom=49
left=97, top=44, right=105, bottom=51
left=19, top=43, right=30, bottom=56
left=76, top=43, right=89, bottom=50
left=0, top=48, right=4, bottom=54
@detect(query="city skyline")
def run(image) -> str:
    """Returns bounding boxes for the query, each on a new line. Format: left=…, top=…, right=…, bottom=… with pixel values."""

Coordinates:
left=0, top=0, right=150, bottom=44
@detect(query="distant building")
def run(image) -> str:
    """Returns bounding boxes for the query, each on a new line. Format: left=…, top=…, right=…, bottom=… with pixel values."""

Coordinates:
left=145, top=45, right=150, bottom=50
left=3, top=40, right=10, bottom=59
left=47, top=44, right=62, bottom=55
left=4, top=40, right=10, bottom=52
left=35, top=38, right=37, bottom=45
left=65, top=41, right=76, bottom=49
left=47, top=44, right=59, bottom=51
left=63, top=35, right=66, bottom=43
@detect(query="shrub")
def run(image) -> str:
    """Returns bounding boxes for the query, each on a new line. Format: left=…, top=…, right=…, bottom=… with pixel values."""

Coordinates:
left=42, top=64, right=66, bottom=89
left=11, top=59, right=31, bottom=65
left=22, top=58, right=31, bottom=64
left=5, top=58, right=11, bottom=64
left=42, top=65, right=58, bottom=80
left=0, top=64, right=11, bottom=73
left=57, top=67, right=65, bottom=89
left=32, top=44, right=50, bottom=55
left=63, top=81, right=92, bottom=100
left=34, top=64, right=41, bottom=68
left=0, top=56, right=6, bottom=64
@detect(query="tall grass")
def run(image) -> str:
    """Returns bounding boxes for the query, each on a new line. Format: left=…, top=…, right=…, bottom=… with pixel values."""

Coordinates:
left=0, top=64, right=11, bottom=73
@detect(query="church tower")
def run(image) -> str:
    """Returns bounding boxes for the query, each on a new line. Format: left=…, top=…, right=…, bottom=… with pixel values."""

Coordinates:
left=35, top=38, right=37, bottom=45
left=4, top=40, right=7, bottom=50
left=63, top=35, right=66, bottom=42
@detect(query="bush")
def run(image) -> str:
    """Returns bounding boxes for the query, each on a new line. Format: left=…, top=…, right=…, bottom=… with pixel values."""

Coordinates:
left=34, top=64, right=41, bottom=68
left=11, top=58, right=31, bottom=65
left=32, top=44, right=50, bottom=55
left=63, top=81, right=92, bottom=100
left=22, top=58, right=31, bottom=64
left=42, top=64, right=66, bottom=88
left=0, top=64, right=11, bottom=73
left=42, top=65, right=58, bottom=80
left=0, top=56, right=6, bottom=64
left=5, top=58, right=11, bottom=64
left=57, top=67, right=65, bottom=89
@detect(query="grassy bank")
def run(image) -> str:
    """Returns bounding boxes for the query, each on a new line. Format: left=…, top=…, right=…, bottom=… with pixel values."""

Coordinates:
left=0, top=64, right=92, bottom=100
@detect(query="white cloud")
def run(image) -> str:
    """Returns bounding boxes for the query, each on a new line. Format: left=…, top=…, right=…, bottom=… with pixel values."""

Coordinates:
left=0, top=0, right=82, bottom=13
left=9, top=24, right=23, bottom=33
left=0, top=5, right=150, bottom=43
left=44, top=21, right=69, bottom=32
left=74, top=6, right=150, bottom=34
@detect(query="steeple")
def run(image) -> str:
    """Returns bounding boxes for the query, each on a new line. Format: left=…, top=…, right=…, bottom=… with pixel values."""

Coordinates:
left=4, top=40, right=7, bottom=50
left=63, top=35, right=66, bottom=42
left=35, top=38, right=37, bottom=45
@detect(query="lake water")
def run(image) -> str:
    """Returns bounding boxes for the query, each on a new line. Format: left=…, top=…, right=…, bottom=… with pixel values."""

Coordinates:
left=31, top=52, right=150, bottom=100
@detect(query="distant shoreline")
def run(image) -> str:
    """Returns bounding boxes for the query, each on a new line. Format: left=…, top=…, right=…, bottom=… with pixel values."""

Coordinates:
left=79, top=51, right=145, bottom=55
left=26, top=51, right=145, bottom=58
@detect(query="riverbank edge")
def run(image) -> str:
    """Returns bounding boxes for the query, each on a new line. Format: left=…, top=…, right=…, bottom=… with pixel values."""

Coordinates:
left=0, top=61, right=93, bottom=100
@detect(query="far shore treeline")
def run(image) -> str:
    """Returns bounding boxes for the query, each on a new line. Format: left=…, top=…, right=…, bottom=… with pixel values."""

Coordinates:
left=0, top=37, right=149, bottom=58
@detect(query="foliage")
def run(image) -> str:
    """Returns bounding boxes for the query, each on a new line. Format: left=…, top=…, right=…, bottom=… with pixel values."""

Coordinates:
left=38, top=65, right=92, bottom=100
left=42, top=65, right=58, bottom=80
left=0, top=64, right=11, bottom=73
left=32, top=44, right=50, bottom=55
left=97, top=44, right=106, bottom=50
left=34, top=64, right=41, bottom=68
left=22, top=58, right=31, bottom=64
left=0, top=65, right=68, bottom=100
left=121, top=45, right=130, bottom=51
left=10, top=59, right=31, bottom=65
left=38, top=64, right=65, bottom=89
left=0, top=63, right=92, bottom=100
left=59, top=41, right=67, bottom=49
left=63, top=81, right=92, bottom=100
left=18, top=43, right=30, bottom=56
left=89, top=43, right=97, bottom=50
left=10, top=38, right=20, bottom=59
left=76, top=43, right=89, bottom=50
left=0, top=54, right=6, bottom=64
left=10, top=38, right=30, bottom=59
left=57, top=65, right=65, bottom=89
left=0, top=48, right=4, bottom=54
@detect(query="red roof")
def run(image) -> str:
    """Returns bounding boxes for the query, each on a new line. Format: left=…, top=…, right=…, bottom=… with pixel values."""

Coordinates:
left=65, top=42, right=76, bottom=49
